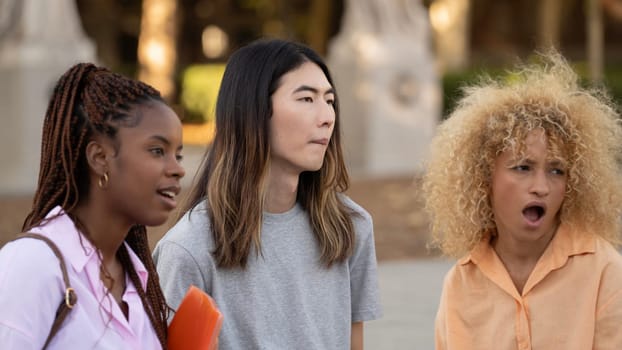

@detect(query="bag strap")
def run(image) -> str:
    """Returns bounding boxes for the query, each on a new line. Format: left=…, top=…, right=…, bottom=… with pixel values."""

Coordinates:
left=12, top=233, right=78, bottom=349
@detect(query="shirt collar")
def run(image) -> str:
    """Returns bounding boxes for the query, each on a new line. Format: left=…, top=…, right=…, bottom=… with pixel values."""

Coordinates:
left=34, top=206, right=149, bottom=290
left=460, top=224, right=596, bottom=267
left=545, top=223, right=596, bottom=270
left=125, top=241, right=149, bottom=291
left=458, top=224, right=596, bottom=297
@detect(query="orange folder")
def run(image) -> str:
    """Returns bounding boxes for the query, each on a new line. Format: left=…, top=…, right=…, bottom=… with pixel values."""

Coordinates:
left=168, top=285, right=224, bottom=350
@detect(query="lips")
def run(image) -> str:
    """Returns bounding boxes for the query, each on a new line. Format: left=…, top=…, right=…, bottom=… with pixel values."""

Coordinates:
left=157, top=185, right=181, bottom=208
left=310, top=138, right=329, bottom=146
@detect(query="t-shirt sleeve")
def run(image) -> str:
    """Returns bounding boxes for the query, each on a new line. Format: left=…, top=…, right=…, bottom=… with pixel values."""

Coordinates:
left=348, top=212, right=383, bottom=322
left=0, top=240, right=65, bottom=349
left=153, top=240, right=209, bottom=321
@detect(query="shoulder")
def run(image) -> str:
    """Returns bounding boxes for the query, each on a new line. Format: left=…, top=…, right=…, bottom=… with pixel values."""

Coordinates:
left=440, top=256, right=488, bottom=293
left=436, top=260, right=490, bottom=313
left=593, top=236, right=622, bottom=274
left=154, top=200, right=214, bottom=262
left=0, top=239, right=62, bottom=347
left=339, top=194, right=373, bottom=234
left=578, top=237, right=622, bottom=304
left=440, top=261, right=461, bottom=286
left=587, top=237, right=622, bottom=326
left=339, top=193, right=372, bottom=220
left=160, top=201, right=212, bottom=245
left=0, top=237, right=63, bottom=281
left=589, top=236, right=622, bottom=268
left=0, top=237, right=65, bottom=307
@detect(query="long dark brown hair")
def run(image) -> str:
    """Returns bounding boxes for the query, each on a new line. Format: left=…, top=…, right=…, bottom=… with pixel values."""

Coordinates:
left=22, top=63, right=169, bottom=348
left=184, top=39, right=355, bottom=268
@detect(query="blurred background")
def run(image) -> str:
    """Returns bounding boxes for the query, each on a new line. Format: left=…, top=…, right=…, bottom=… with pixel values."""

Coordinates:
left=24, top=0, right=622, bottom=121
left=75, top=0, right=622, bottom=118
left=3, top=0, right=622, bottom=253
left=1, top=0, right=622, bottom=347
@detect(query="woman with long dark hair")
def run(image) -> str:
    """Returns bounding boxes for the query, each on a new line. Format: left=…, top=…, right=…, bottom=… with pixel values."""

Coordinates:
left=154, top=39, right=382, bottom=349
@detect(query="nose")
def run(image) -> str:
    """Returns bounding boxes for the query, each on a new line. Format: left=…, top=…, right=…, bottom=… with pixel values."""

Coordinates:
left=318, top=102, right=335, bottom=128
left=167, top=156, right=185, bottom=179
left=530, top=170, right=549, bottom=197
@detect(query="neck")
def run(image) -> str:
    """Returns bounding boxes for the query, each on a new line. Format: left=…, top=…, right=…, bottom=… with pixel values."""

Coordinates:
left=492, top=227, right=557, bottom=264
left=491, top=225, right=558, bottom=294
left=265, top=169, right=299, bottom=213
left=70, top=200, right=131, bottom=264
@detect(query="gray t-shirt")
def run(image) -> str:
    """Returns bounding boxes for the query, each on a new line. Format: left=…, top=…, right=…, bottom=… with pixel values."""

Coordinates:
left=153, top=195, right=382, bottom=349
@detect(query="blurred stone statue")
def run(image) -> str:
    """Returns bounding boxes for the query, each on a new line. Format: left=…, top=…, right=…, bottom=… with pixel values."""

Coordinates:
left=346, top=0, right=429, bottom=40
left=0, top=0, right=95, bottom=65
left=0, top=0, right=96, bottom=195
left=328, top=0, right=441, bottom=177
left=0, top=0, right=20, bottom=42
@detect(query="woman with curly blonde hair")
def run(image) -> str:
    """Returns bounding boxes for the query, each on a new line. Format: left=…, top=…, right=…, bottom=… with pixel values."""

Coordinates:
left=424, top=52, right=622, bottom=350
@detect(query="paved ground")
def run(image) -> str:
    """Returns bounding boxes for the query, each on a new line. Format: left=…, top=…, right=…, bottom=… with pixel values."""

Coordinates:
left=366, top=259, right=454, bottom=349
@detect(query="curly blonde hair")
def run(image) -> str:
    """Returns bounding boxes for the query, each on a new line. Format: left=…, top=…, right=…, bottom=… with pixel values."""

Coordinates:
left=423, top=52, right=622, bottom=258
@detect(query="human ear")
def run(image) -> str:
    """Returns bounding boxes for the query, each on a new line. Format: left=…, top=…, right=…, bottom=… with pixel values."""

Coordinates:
left=85, top=139, right=112, bottom=176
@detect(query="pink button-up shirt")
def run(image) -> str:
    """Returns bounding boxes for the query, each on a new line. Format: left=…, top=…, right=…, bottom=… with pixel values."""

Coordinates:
left=0, top=207, right=161, bottom=349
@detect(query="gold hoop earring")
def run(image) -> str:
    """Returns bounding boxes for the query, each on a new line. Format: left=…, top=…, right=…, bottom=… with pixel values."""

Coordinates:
left=97, top=172, right=109, bottom=189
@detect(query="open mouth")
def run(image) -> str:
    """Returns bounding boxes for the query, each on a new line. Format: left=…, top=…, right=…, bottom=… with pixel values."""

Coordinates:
left=522, top=205, right=545, bottom=222
left=158, top=190, right=176, bottom=199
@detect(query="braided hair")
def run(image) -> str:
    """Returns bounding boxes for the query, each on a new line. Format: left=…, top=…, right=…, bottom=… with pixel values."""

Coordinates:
left=22, top=63, right=169, bottom=348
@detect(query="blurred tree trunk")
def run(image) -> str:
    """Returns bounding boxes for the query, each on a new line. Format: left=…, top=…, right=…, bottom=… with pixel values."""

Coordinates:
left=137, top=0, right=178, bottom=101
left=587, top=0, right=604, bottom=83
left=307, top=0, right=332, bottom=55
left=538, top=0, right=562, bottom=49
left=431, top=0, right=471, bottom=73
left=77, top=0, right=121, bottom=68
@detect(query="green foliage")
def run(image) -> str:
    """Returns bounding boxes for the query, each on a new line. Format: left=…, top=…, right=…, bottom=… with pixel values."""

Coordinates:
left=441, top=64, right=622, bottom=119
left=596, top=66, right=622, bottom=110
left=180, top=64, right=226, bottom=124
left=441, top=68, right=505, bottom=119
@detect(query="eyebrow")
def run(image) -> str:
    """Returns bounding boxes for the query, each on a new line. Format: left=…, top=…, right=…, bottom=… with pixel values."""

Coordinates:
left=293, top=85, right=335, bottom=95
left=547, top=159, right=566, bottom=167
left=517, top=158, right=566, bottom=167
left=150, top=135, right=183, bottom=151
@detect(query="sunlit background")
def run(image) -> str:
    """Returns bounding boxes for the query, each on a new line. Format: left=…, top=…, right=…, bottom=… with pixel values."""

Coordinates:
left=2, top=0, right=622, bottom=193
left=75, top=0, right=622, bottom=128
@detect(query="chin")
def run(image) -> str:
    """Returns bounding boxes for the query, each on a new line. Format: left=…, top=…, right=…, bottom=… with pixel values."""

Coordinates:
left=301, top=167, right=323, bottom=174
left=307, top=160, right=326, bottom=171
left=140, top=213, right=170, bottom=228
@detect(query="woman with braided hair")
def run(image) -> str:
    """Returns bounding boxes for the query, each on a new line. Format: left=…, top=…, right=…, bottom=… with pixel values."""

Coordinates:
left=0, top=63, right=185, bottom=349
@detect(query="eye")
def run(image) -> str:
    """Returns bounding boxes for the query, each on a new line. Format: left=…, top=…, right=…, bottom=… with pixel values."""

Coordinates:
left=299, top=96, right=313, bottom=103
left=550, top=168, right=565, bottom=176
left=176, top=153, right=184, bottom=162
left=511, top=164, right=530, bottom=172
left=150, top=147, right=164, bottom=156
left=326, top=98, right=335, bottom=106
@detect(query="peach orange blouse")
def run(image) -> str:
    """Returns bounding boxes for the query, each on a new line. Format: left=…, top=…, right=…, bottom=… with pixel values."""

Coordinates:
left=435, top=225, right=622, bottom=350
